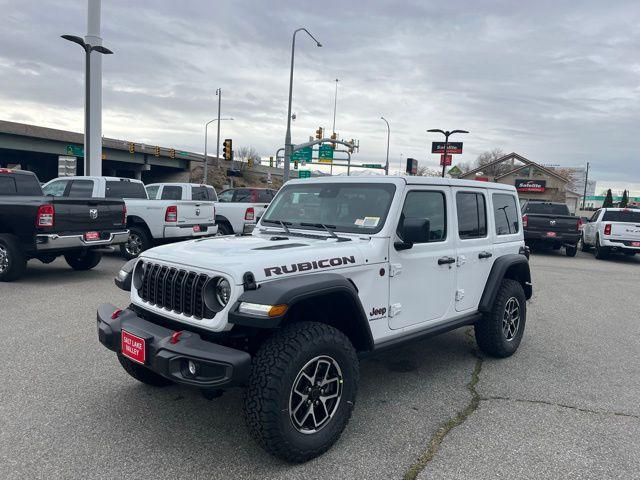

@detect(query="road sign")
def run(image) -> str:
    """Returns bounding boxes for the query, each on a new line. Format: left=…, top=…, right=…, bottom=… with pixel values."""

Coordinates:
left=298, top=170, right=311, bottom=179
left=361, top=164, right=383, bottom=169
left=447, top=165, right=462, bottom=176
left=66, top=145, right=84, bottom=157
left=318, top=144, right=334, bottom=161
left=440, top=154, right=452, bottom=166
left=318, top=158, right=333, bottom=164
left=406, top=158, right=418, bottom=175
left=58, top=156, right=77, bottom=176
left=291, top=146, right=312, bottom=163
left=431, top=142, right=463, bottom=154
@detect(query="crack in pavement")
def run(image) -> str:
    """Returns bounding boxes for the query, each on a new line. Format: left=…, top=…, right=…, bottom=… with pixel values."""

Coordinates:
left=482, top=395, right=640, bottom=420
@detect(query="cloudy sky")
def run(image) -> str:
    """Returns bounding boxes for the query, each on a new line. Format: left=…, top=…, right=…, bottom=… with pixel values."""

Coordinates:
left=1, top=0, right=639, bottom=191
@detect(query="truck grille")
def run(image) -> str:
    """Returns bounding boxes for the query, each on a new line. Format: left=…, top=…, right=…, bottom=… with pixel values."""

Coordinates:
left=138, top=262, right=211, bottom=319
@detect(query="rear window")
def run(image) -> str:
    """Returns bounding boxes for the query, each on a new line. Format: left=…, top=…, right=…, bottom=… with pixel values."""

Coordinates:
left=0, top=176, right=17, bottom=195
left=160, top=186, right=182, bottom=200
left=192, top=186, right=214, bottom=201
left=67, top=180, right=94, bottom=198
left=105, top=180, right=147, bottom=199
left=602, top=210, right=640, bottom=223
left=523, top=203, right=569, bottom=215
left=493, top=193, right=520, bottom=235
left=255, top=190, right=273, bottom=203
left=234, top=189, right=252, bottom=202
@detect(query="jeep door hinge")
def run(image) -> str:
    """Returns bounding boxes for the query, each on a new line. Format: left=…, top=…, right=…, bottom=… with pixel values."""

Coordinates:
left=455, top=289, right=465, bottom=302
left=389, top=263, right=403, bottom=277
left=457, top=255, right=467, bottom=267
left=389, top=303, right=402, bottom=317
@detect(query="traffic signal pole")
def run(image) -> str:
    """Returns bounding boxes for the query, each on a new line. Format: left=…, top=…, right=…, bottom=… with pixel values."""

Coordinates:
left=215, top=89, right=222, bottom=169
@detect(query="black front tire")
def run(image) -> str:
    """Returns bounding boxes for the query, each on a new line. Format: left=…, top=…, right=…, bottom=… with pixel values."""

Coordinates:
left=64, top=250, right=102, bottom=270
left=120, top=226, right=152, bottom=260
left=244, top=321, right=359, bottom=463
left=475, top=279, right=527, bottom=358
left=0, top=233, right=27, bottom=282
left=565, top=245, right=577, bottom=257
left=117, top=354, right=173, bottom=387
left=580, top=235, right=591, bottom=252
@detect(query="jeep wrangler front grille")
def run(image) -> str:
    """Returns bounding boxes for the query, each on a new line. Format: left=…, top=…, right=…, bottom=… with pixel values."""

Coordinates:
left=138, top=262, right=210, bottom=319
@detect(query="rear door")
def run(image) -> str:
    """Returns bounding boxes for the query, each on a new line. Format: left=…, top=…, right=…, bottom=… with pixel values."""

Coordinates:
left=453, top=188, right=493, bottom=312
left=49, top=198, right=125, bottom=235
left=186, top=186, right=215, bottom=224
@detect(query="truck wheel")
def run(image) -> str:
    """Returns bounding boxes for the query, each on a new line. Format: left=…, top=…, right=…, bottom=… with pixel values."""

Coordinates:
left=624, top=251, right=636, bottom=257
left=565, top=245, right=577, bottom=257
left=594, top=235, right=608, bottom=260
left=64, top=250, right=102, bottom=270
left=475, top=279, right=526, bottom=358
left=244, top=321, right=359, bottom=463
left=120, top=226, right=151, bottom=260
left=217, top=222, right=233, bottom=236
left=0, top=233, right=27, bottom=282
left=117, top=354, right=173, bottom=387
left=580, top=234, right=591, bottom=252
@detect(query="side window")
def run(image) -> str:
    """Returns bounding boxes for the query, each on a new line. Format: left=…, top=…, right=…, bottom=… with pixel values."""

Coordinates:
left=256, top=190, right=272, bottom=203
left=191, top=186, right=209, bottom=201
left=105, top=180, right=148, bottom=199
left=456, top=192, right=487, bottom=239
left=398, top=190, right=447, bottom=243
left=493, top=193, right=520, bottom=235
left=146, top=185, right=160, bottom=199
left=67, top=180, right=94, bottom=198
left=234, top=189, right=252, bottom=202
left=206, top=187, right=218, bottom=201
left=217, top=190, right=233, bottom=202
left=589, top=210, right=600, bottom=222
left=160, top=186, right=182, bottom=200
left=42, top=180, right=69, bottom=197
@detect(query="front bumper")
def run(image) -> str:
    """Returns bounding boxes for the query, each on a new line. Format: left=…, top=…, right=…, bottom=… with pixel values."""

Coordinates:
left=97, top=303, right=251, bottom=388
left=36, top=230, right=129, bottom=251
left=163, top=224, right=217, bottom=239
left=524, top=231, right=580, bottom=245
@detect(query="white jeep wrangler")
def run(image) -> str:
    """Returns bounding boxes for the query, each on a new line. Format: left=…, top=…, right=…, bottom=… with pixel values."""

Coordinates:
left=98, top=176, right=532, bottom=462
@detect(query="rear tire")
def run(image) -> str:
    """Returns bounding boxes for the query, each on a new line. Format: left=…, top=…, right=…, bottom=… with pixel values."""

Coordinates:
left=117, top=354, right=173, bottom=387
left=217, top=222, right=233, bottom=236
left=244, top=321, right=359, bottom=463
left=565, top=245, right=577, bottom=257
left=475, top=279, right=526, bottom=358
left=0, top=233, right=27, bottom=282
left=594, top=235, right=608, bottom=260
left=120, top=226, right=152, bottom=260
left=64, top=250, right=102, bottom=270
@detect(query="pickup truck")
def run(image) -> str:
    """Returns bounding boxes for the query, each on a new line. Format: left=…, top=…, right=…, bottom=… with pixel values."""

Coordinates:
left=42, top=176, right=216, bottom=259
left=521, top=200, right=581, bottom=256
left=0, top=169, right=127, bottom=281
left=581, top=207, right=640, bottom=259
left=215, top=187, right=276, bottom=235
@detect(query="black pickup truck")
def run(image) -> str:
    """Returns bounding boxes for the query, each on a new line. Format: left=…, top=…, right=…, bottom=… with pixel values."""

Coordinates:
left=0, top=169, right=129, bottom=281
left=521, top=200, right=581, bottom=257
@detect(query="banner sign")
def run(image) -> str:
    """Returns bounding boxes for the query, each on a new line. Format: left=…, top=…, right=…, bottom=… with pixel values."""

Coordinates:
left=431, top=142, right=463, bottom=154
left=440, top=154, right=452, bottom=166
left=515, top=179, right=546, bottom=192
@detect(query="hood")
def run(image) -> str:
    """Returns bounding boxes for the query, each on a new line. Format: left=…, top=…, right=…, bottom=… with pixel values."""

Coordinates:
left=141, top=231, right=378, bottom=284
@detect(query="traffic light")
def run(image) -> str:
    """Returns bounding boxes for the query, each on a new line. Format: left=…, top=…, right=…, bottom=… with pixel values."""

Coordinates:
left=128, top=142, right=135, bottom=154
left=169, top=148, right=176, bottom=159
left=330, top=132, right=337, bottom=141
left=294, top=160, right=299, bottom=170
left=154, top=146, right=160, bottom=157
left=223, top=139, right=233, bottom=160
left=248, top=158, right=253, bottom=168
left=315, top=127, right=323, bottom=139
left=269, top=156, right=274, bottom=167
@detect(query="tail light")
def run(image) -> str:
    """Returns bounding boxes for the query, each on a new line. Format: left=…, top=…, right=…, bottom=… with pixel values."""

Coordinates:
left=165, top=205, right=178, bottom=222
left=577, top=218, right=583, bottom=230
left=604, top=223, right=611, bottom=235
left=0, top=168, right=12, bottom=174
left=245, top=207, right=255, bottom=221
left=36, top=204, right=55, bottom=227
left=122, top=204, right=127, bottom=226
left=522, top=214, right=528, bottom=228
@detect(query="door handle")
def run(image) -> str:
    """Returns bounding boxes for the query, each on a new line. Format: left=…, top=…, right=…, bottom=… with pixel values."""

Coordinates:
left=478, top=251, right=493, bottom=259
left=438, top=256, right=456, bottom=265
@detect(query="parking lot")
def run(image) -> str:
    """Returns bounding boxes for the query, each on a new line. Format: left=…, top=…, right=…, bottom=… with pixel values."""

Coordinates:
left=1, top=250, right=639, bottom=479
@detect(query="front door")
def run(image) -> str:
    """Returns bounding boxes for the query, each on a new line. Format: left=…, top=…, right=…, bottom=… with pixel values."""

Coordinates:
left=388, top=187, right=456, bottom=330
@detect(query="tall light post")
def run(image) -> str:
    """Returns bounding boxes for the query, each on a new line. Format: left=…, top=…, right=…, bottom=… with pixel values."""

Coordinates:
left=427, top=129, right=469, bottom=177
left=330, top=78, right=339, bottom=176
left=381, top=117, right=390, bottom=175
left=203, top=116, right=233, bottom=183
left=283, top=27, right=322, bottom=183
left=61, top=34, right=112, bottom=175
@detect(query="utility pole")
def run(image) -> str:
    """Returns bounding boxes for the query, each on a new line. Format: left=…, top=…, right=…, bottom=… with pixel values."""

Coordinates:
left=381, top=117, right=390, bottom=175
left=215, top=88, right=222, bottom=169
left=582, top=162, right=590, bottom=210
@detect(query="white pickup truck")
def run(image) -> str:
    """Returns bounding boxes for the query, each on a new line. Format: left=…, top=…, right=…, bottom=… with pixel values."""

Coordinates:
left=42, top=177, right=216, bottom=259
left=147, top=183, right=273, bottom=236
left=581, top=207, right=640, bottom=258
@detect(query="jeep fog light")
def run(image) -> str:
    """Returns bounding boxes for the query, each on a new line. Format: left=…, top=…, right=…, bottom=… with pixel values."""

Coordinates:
left=238, top=302, right=287, bottom=318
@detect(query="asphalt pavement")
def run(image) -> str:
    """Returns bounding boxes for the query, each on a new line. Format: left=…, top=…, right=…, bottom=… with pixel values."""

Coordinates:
left=0, top=250, right=638, bottom=479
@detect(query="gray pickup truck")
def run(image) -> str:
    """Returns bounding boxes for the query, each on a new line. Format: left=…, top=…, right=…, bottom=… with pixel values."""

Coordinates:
left=521, top=200, right=581, bottom=256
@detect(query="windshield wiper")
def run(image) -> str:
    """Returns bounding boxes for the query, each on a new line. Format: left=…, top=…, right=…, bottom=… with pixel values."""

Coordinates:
left=300, top=222, right=338, bottom=239
left=262, top=219, right=292, bottom=234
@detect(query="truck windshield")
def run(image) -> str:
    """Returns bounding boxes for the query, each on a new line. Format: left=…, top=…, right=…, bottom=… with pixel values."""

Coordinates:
left=262, top=183, right=396, bottom=234
left=524, top=203, right=569, bottom=215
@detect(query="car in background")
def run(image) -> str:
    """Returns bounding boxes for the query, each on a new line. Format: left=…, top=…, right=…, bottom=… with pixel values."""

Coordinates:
left=521, top=200, right=581, bottom=256
left=581, top=207, right=640, bottom=259
left=215, top=187, right=277, bottom=235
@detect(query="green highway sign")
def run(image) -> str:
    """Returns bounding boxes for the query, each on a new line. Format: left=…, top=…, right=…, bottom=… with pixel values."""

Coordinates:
left=361, top=163, right=383, bottom=169
left=318, top=144, right=334, bottom=161
left=66, top=145, right=84, bottom=157
left=291, top=146, right=312, bottom=163
left=298, top=170, right=311, bottom=179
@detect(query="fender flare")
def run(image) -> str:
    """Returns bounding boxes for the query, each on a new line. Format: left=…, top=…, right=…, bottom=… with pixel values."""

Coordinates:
left=228, top=272, right=374, bottom=351
left=478, top=254, right=532, bottom=313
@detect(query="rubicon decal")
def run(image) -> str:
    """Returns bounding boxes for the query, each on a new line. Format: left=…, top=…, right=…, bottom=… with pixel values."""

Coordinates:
left=264, top=256, right=356, bottom=277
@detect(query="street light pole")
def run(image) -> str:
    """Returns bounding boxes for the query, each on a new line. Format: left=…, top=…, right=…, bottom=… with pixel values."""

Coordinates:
left=427, top=129, right=469, bottom=177
left=283, top=27, right=322, bottom=183
left=582, top=162, right=590, bottom=210
left=381, top=117, right=390, bottom=175
left=61, top=34, right=112, bottom=175
left=203, top=115, right=233, bottom=184
left=215, top=88, right=222, bottom=169
left=332, top=78, right=339, bottom=134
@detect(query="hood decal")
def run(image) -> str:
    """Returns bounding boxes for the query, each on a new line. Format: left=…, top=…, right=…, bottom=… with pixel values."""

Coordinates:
left=264, top=255, right=356, bottom=277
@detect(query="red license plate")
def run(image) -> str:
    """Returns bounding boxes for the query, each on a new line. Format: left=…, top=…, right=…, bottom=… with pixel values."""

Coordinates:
left=121, top=330, right=146, bottom=364
left=193, top=225, right=201, bottom=232
left=546, top=232, right=557, bottom=237
left=632, top=242, right=640, bottom=247
left=84, top=231, right=100, bottom=241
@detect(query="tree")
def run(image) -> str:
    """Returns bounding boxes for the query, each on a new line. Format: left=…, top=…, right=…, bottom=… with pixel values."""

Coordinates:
left=416, top=165, right=440, bottom=177
left=236, top=146, right=261, bottom=170
left=472, top=148, right=510, bottom=177
left=620, top=190, right=629, bottom=208
left=602, top=189, right=614, bottom=208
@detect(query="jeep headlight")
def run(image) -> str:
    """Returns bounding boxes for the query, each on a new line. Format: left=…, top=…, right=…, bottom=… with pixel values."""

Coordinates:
left=215, top=277, right=231, bottom=306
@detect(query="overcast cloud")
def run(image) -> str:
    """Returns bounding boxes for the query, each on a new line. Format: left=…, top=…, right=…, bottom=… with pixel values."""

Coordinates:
left=1, top=0, right=639, bottom=188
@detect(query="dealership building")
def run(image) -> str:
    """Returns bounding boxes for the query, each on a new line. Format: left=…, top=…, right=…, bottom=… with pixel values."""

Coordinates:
left=457, top=152, right=582, bottom=212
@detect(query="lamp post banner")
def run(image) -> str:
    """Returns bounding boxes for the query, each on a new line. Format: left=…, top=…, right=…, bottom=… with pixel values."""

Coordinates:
left=432, top=142, right=463, bottom=154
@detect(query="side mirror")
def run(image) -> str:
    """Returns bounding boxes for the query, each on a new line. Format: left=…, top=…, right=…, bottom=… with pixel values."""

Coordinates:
left=395, top=217, right=430, bottom=251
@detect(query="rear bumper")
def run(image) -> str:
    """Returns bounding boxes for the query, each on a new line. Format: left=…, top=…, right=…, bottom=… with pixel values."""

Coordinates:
left=163, top=224, right=217, bottom=238
left=242, top=223, right=256, bottom=234
left=36, top=230, right=129, bottom=251
left=524, top=231, right=579, bottom=244
left=97, top=304, right=251, bottom=388
left=600, top=238, right=640, bottom=250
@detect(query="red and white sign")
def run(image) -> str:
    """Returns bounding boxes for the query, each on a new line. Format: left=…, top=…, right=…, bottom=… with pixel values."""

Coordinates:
left=632, top=241, right=640, bottom=247
left=440, top=154, right=452, bottom=166
left=515, top=179, right=546, bottom=192
left=193, top=225, right=201, bottom=233
left=121, top=330, right=146, bottom=364
left=84, top=231, right=100, bottom=241
left=546, top=232, right=557, bottom=237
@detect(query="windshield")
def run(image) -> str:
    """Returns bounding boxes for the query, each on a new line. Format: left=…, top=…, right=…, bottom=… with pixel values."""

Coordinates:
left=261, top=182, right=396, bottom=234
